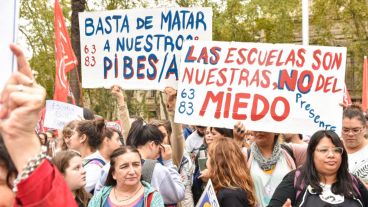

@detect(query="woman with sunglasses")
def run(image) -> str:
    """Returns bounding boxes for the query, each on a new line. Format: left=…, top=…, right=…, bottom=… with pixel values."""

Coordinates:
left=268, top=130, right=368, bottom=207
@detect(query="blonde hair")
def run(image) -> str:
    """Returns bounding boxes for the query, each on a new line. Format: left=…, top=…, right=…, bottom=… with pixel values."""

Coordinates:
left=208, top=137, right=257, bottom=207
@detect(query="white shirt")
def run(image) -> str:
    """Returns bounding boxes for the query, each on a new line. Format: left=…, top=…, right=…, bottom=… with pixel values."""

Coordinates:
left=83, top=151, right=107, bottom=193
left=185, top=131, right=204, bottom=156
left=250, top=154, right=292, bottom=207
left=319, top=184, right=344, bottom=204
left=348, top=144, right=368, bottom=184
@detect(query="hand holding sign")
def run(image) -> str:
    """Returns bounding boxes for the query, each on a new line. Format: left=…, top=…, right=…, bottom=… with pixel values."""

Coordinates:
left=233, top=121, right=248, bottom=147
left=164, top=87, right=177, bottom=112
left=111, top=85, right=124, bottom=97
left=111, top=85, right=126, bottom=105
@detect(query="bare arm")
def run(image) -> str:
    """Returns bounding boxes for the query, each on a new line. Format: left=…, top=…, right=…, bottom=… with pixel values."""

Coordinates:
left=165, top=87, right=184, bottom=167
left=111, top=85, right=131, bottom=140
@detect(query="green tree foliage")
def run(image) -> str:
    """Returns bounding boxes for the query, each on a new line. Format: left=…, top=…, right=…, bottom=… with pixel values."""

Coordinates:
left=20, top=0, right=57, bottom=98
left=311, top=0, right=368, bottom=97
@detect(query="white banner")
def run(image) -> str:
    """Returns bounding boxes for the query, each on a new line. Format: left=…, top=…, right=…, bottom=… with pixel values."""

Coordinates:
left=0, top=0, right=20, bottom=90
left=79, top=8, right=212, bottom=90
left=175, top=41, right=346, bottom=135
left=44, top=100, right=83, bottom=129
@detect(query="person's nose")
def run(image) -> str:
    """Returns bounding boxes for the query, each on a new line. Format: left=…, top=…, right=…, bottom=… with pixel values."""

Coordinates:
left=81, top=167, right=86, bottom=175
left=327, top=149, right=335, bottom=157
left=128, top=165, right=135, bottom=174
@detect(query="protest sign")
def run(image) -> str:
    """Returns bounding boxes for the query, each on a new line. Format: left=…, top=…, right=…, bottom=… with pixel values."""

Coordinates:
left=79, top=8, right=212, bottom=90
left=175, top=41, right=347, bottom=135
left=0, top=0, right=20, bottom=90
left=44, top=100, right=83, bottom=129
left=195, top=179, right=220, bottom=207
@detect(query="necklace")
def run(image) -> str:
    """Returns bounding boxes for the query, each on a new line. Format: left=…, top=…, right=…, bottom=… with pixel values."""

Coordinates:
left=113, top=184, right=143, bottom=202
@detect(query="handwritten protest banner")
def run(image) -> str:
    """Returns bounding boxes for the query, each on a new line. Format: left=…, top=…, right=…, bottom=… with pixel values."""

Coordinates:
left=195, top=179, right=219, bottom=207
left=175, top=41, right=347, bottom=135
left=1, top=0, right=20, bottom=90
left=79, top=8, right=212, bottom=90
left=44, top=100, right=83, bottom=129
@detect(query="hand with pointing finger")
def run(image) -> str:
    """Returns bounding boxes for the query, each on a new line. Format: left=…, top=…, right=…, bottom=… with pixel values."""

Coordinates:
left=0, top=44, right=46, bottom=172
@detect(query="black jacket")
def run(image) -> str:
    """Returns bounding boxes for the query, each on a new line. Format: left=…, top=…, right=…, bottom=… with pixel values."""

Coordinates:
left=217, top=188, right=250, bottom=207
left=267, top=170, right=368, bottom=207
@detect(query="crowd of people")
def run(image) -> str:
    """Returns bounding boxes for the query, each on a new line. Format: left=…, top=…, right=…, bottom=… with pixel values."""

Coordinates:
left=0, top=44, right=368, bottom=207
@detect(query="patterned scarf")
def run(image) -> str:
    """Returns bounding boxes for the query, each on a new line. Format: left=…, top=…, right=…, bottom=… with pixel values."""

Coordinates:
left=251, top=140, right=281, bottom=171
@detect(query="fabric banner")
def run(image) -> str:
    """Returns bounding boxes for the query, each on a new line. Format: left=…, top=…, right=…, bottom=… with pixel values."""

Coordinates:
left=79, top=8, right=212, bottom=90
left=54, top=0, right=78, bottom=103
left=175, top=41, right=347, bottom=135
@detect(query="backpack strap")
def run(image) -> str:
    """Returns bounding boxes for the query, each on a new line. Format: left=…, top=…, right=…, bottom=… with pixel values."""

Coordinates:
left=350, top=174, right=362, bottom=198
left=146, top=191, right=154, bottom=207
left=142, top=159, right=158, bottom=184
left=293, top=171, right=362, bottom=202
left=83, top=158, right=106, bottom=168
left=281, top=144, right=296, bottom=164
left=294, top=170, right=304, bottom=201
left=178, top=156, right=188, bottom=172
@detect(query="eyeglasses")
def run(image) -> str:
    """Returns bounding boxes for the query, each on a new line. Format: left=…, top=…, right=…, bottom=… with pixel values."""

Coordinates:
left=342, top=127, right=363, bottom=135
left=315, top=147, right=344, bottom=155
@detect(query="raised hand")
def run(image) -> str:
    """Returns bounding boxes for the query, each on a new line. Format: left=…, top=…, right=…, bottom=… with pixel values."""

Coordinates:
left=111, top=85, right=123, bottom=97
left=164, top=87, right=177, bottom=112
left=160, top=144, right=173, bottom=161
left=0, top=44, right=46, bottom=171
left=233, top=121, right=251, bottom=147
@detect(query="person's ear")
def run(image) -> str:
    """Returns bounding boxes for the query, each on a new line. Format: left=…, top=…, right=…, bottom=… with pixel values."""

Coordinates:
left=112, top=170, right=116, bottom=180
left=148, top=141, right=154, bottom=148
left=103, top=137, right=109, bottom=144
left=79, top=134, right=87, bottom=144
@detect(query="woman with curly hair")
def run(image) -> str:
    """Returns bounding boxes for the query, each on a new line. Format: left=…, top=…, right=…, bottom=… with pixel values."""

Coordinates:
left=207, top=137, right=257, bottom=207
